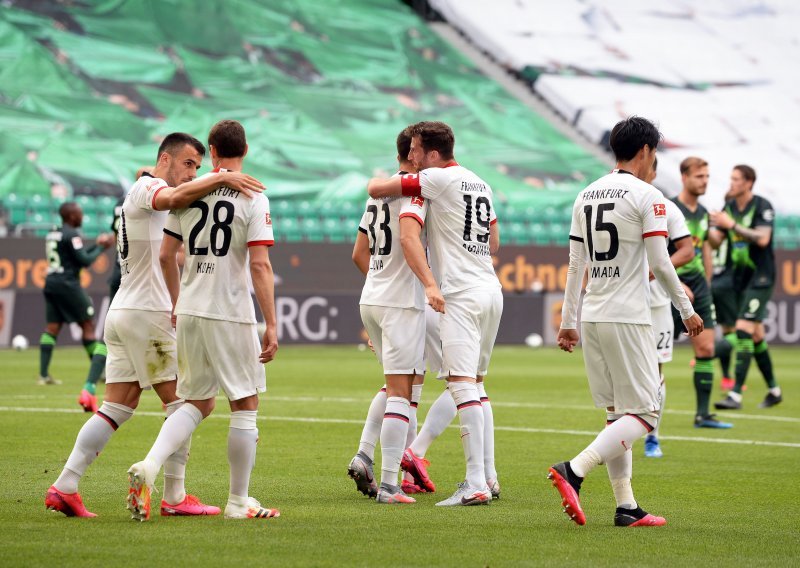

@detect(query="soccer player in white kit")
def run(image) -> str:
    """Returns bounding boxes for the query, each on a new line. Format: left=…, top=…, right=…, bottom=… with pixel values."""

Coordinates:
left=45, top=133, right=264, bottom=518
left=127, top=120, right=280, bottom=521
left=550, top=117, right=702, bottom=527
left=644, top=158, right=694, bottom=458
left=368, top=121, right=502, bottom=507
left=348, top=128, right=439, bottom=500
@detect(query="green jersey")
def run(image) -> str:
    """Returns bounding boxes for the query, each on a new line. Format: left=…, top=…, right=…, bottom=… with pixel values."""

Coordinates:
left=670, top=197, right=708, bottom=279
left=724, top=195, right=775, bottom=287
left=44, top=224, right=104, bottom=286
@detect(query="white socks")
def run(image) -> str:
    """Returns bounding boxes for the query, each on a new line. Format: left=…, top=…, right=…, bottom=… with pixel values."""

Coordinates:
left=163, top=399, right=191, bottom=505
left=54, top=402, right=134, bottom=494
left=380, top=397, right=410, bottom=487
left=607, top=447, right=636, bottom=509
left=409, top=387, right=456, bottom=458
left=143, top=403, right=203, bottom=476
left=652, top=378, right=665, bottom=438
left=477, top=383, right=497, bottom=481
left=228, top=411, right=258, bottom=500
left=407, top=383, right=424, bottom=448
left=449, top=382, right=485, bottom=489
left=570, top=415, right=649, bottom=478
left=358, top=388, right=387, bottom=461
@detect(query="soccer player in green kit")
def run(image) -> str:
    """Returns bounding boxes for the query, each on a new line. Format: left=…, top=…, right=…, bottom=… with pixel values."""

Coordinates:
left=671, top=157, right=732, bottom=428
left=712, top=165, right=782, bottom=410
left=40, top=202, right=113, bottom=413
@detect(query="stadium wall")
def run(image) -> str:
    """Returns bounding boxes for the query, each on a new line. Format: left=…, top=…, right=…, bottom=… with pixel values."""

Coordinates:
left=2, top=239, right=799, bottom=347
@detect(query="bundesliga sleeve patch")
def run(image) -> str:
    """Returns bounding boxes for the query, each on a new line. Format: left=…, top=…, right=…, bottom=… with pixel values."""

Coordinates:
left=653, top=203, right=666, bottom=217
left=71, top=236, right=83, bottom=250
left=265, top=212, right=272, bottom=226
left=410, top=196, right=425, bottom=207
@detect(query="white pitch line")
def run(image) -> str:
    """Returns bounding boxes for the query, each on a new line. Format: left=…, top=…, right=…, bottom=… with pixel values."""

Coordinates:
left=1, top=406, right=798, bottom=449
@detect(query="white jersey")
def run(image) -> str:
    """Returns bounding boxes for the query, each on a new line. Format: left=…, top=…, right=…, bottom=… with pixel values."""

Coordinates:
left=400, top=163, right=500, bottom=296
left=358, top=188, right=427, bottom=310
left=650, top=199, right=690, bottom=308
left=164, top=170, right=273, bottom=324
left=569, top=170, right=669, bottom=324
left=110, top=174, right=172, bottom=313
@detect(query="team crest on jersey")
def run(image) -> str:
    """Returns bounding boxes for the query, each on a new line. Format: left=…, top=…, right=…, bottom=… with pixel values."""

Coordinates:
left=653, top=203, right=666, bottom=217
left=411, top=196, right=424, bottom=207
left=265, top=212, right=272, bottom=226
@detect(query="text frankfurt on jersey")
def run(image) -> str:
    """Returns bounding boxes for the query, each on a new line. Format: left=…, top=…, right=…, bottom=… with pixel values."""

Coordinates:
left=582, top=189, right=629, bottom=201
left=209, top=187, right=241, bottom=199
left=590, top=264, right=620, bottom=278
left=461, top=181, right=488, bottom=193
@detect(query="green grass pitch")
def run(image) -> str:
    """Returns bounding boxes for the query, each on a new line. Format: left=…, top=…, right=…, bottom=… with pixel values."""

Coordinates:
left=0, top=344, right=797, bottom=566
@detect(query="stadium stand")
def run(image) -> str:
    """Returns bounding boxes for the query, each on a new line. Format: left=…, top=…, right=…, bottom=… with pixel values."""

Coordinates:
left=0, top=0, right=614, bottom=244
left=421, top=0, right=800, bottom=236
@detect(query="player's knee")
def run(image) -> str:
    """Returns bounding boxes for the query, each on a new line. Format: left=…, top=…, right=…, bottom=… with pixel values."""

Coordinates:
left=632, top=411, right=659, bottom=432
left=97, top=401, right=134, bottom=429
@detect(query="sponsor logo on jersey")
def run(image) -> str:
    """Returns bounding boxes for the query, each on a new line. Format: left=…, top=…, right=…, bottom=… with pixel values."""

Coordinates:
left=654, top=203, right=666, bottom=217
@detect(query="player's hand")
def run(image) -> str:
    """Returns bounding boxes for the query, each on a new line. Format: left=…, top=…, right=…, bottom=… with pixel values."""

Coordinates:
left=682, top=313, right=704, bottom=337
left=426, top=285, right=445, bottom=313
left=648, top=269, right=655, bottom=281
left=96, top=233, right=113, bottom=248
left=709, top=210, right=734, bottom=230
left=557, top=328, right=579, bottom=353
left=221, top=172, right=265, bottom=198
left=260, top=326, right=278, bottom=363
left=367, top=338, right=375, bottom=354
left=136, top=165, right=154, bottom=179
left=682, top=282, right=695, bottom=303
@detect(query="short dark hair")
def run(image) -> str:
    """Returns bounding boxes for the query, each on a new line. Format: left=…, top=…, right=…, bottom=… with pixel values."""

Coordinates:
left=652, top=156, right=658, bottom=172
left=608, top=116, right=661, bottom=162
left=156, top=132, right=205, bottom=161
left=396, top=126, right=413, bottom=160
left=411, top=121, right=454, bottom=160
left=59, top=201, right=79, bottom=221
left=733, top=164, right=756, bottom=185
left=679, top=156, right=708, bottom=175
left=208, top=120, right=247, bottom=159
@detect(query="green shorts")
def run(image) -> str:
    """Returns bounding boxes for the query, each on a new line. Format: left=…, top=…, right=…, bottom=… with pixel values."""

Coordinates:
left=673, top=273, right=716, bottom=336
left=44, top=281, right=95, bottom=324
left=711, top=275, right=738, bottom=328
left=736, top=286, right=772, bottom=322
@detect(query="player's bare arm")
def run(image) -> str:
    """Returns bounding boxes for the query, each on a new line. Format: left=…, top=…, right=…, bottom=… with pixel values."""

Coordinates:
left=154, top=171, right=265, bottom=211
left=644, top=235, right=702, bottom=336
left=707, top=225, right=725, bottom=248
left=489, top=222, right=500, bottom=254
left=367, top=176, right=404, bottom=199
left=352, top=231, right=370, bottom=276
left=702, top=240, right=714, bottom=284
left=250, top=245, right=278, bottom=363
left=710, top=210, right=771, bottom=247
left=159, top=233, right=182, bottom=327
left=399, top=217, right=444, bottom=313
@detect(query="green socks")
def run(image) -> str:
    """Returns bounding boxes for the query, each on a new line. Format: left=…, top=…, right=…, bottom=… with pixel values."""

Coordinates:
left=733, top=330, right=754, bottom=394
left=753, top=340, right=777, bottom=389
left=83, top=342, right=108, bottom=394
left=39, top=332, right=57, bottom=377
left=694, top=357, right=714, bottom=417
left=714, top=332, right=737, bottom=378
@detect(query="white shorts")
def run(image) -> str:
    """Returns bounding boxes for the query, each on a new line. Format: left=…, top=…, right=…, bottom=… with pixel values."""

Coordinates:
left=176, top=314, right=265, bottom=401
left=360, top=304, right=425, bottom=375
left=424, top=305, right=443, bottom=378
left=104, top=309, right=177, bottom=388
left=651, top=304, right=674, bottom=363
left=440, top=288, right=503, bottom=379
left=581, top=321, right=661, bottom=414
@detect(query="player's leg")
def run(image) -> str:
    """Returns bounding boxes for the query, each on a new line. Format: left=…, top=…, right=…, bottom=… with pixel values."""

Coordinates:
left=435, top=292, right=491, bottom=507
left=476, top=289, right=502, bottom=497
left=690, top=328, right=731, bottom=427
left=752, top=322, right=782, bottom=408
left=218, top=320, right=277, bottom=520
left=46, top=380, right=140, bottom=517
left=646, top=303, right=672, bottom=457
left=38, top=295, right=62, bottom=385
left=348, top=306, right=385, bottom=497
left=77, top=318, right=106, bottom=413
left=401, top=374, right=425, bottom=493
left=128, top=315, right=213, bottom=521
left=377, top=373, right=415, bottom=504
left=712, top=282, right=739, bottom=388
